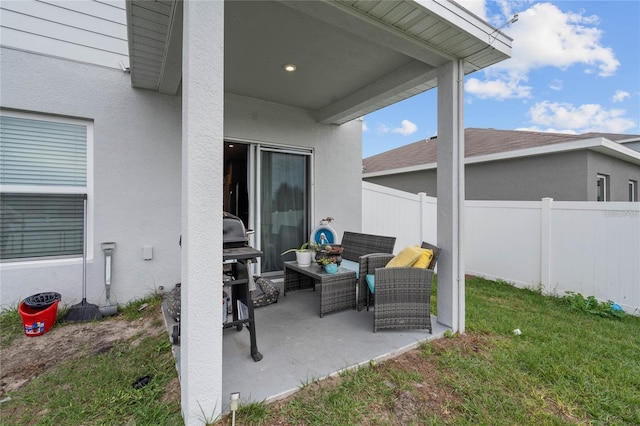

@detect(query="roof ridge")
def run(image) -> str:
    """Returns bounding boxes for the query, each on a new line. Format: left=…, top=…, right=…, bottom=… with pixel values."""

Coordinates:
left=471, top=127, right=584, bottom=139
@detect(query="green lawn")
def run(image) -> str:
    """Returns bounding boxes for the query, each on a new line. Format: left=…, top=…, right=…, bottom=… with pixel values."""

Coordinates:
left=235, top=277, right=640, bottom=425
left=1, top=277, right=638, bottom=425
left=452, top=277, right=639, bottom=425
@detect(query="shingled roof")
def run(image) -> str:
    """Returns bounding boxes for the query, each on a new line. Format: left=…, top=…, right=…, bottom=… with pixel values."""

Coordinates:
left=362, top=128, right=639, bottom=174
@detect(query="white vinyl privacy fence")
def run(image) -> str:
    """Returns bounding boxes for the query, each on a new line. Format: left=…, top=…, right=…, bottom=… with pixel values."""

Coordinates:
left=362, top=182, right=640, bottom=315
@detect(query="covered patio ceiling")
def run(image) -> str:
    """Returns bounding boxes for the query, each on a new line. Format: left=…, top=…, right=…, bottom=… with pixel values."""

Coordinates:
left=126, top=0, right=511, bottom=124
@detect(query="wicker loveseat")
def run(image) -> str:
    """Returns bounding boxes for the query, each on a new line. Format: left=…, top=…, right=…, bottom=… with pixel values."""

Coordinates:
left=336, top=231, right=396, bottom=310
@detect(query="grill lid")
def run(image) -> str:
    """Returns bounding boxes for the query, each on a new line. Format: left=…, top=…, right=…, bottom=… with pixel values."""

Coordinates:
left=223, top=212, right=248, bottom=245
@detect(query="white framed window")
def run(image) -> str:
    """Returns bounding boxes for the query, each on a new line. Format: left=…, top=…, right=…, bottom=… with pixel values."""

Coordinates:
left=630, top=180, right=638, bottom=202
left=0, top=111, right=92, bottom=261
left=596, top=174, right=609, bottom=202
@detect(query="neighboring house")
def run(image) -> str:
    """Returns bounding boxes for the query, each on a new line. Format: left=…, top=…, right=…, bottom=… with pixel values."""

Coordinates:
left=363, top=128, right=640, bottom=201
left=1, top=1, right=513, bottom=422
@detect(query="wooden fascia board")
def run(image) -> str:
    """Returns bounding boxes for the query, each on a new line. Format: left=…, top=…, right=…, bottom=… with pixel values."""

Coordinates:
left=595, top=138, right=640, bottom=166
left=418, top=0, right=512, bottom=56
left=125, top=0, right=137, bottom=87
left=158, top=0, right=182, bottom=95
left=363, top=162, right=438, bottom=178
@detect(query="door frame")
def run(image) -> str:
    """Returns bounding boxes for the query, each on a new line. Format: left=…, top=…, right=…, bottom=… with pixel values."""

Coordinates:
left=225, top=137, right=315, bottom=276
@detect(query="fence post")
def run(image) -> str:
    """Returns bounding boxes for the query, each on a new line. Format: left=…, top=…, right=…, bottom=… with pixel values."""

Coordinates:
left=540, top=198, right=553, bottom=294
left=418, top=192, right=427, bottom=243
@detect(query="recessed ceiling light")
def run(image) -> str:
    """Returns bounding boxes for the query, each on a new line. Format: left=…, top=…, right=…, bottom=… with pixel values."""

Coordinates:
left=283, top=64, right=297, bottom=72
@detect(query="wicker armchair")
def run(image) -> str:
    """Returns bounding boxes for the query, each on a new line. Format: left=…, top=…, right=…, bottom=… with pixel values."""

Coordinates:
left=364, top=241, right=440, bottom=333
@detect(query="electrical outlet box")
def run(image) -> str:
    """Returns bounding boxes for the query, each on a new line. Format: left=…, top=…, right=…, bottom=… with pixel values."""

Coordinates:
left=142, top=245, right=153, bottom=260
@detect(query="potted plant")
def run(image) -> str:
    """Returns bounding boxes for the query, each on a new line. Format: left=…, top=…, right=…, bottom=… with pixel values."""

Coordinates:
left=315, top=243, right=343, bottom=266
left=317, top=256, right=338, bottom=274
left=281, top=242, right=316, bottom=267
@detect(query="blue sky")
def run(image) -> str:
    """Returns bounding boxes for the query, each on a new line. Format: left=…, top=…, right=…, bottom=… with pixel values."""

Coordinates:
left=362, top=0, right=640, bottom=158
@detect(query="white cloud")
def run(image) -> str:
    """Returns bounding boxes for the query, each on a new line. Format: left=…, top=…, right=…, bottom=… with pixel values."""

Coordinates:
left=507, top=3, right=619, bottom=76
left=362, top=121, right=369, bottom=132
left=549, top=79, right=563, bottom=91
left=466, top=74, right=531, bottom=99
left=452, top=0, right=519, bottom=28
left=375, top=120, right=418, bottom=136
left=516, top=126, right=578, bottom=134
left=466, top=2, right=620, bottom=100
left=612, top=90, right=630, bottom=103
left=392, top=120, right=418, bottom=136
left=377, top=124, right=391, bottom=134
left=453, top=0, right=488, bottom=21
left=527, top=101, right=637, bottom=133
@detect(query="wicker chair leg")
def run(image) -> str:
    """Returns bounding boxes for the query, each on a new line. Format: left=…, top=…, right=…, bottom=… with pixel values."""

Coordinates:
left=366, top=288, right=370, bottom=311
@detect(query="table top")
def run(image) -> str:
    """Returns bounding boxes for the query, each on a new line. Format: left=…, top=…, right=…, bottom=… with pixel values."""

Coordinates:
left=284, top=261, right=356, bottom=281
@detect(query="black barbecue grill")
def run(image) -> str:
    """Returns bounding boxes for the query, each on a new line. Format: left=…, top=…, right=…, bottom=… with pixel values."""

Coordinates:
left=173, top=212, right=263, bottom=362
left=222, top=212, right=263, bottom=362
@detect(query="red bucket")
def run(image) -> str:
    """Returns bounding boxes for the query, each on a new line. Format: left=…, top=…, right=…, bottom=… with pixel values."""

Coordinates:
left=18, top=299, right=60, bottom=336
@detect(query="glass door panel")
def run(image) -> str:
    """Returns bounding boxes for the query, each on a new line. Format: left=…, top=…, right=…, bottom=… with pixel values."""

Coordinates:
left=259, top=149, right=309, bottom=273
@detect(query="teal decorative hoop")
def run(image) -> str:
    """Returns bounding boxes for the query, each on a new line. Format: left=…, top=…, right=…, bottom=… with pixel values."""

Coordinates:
left=310, top=224, right=337, bottom=245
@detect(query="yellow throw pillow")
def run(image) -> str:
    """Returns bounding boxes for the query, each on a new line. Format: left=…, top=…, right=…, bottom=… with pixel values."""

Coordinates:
left=412, top=246, right=433, bottom=268
left=386, top=245, right=421, bottom=268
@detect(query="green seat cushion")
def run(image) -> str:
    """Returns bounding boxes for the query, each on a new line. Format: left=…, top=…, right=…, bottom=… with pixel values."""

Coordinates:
left=340, top=259, right=359, bottom=278
left=366, top=274, right=375, bottom=294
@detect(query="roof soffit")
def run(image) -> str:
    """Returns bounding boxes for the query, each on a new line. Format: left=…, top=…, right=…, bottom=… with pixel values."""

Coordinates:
left=126, top=0, right=511, bottom=124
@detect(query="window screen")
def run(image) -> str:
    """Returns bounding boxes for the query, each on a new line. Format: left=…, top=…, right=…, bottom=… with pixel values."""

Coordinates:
left=0, top=115, right=86, bottom=186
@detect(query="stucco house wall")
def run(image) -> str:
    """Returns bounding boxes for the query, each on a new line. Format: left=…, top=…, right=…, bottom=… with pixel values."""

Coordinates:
left=224, top=93, right=363, bottom=236
left=587, top=151, right=640, bottom=201
left=365, top=150, right=640, bottom=201
left=1, top=48, right=182, bottom=307
left=0, top=47, right=363, bottom=309
left=466, top=151, right=588, bottom=201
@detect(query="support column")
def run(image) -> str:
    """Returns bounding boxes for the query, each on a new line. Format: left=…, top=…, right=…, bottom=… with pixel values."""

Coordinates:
left=436, top=60, right=465, bottom=333
left=181, top=1, right=224, bottom=424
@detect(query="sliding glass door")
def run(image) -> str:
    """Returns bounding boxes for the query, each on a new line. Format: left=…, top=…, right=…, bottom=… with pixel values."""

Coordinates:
left=259, top=148, right=310, bottom=273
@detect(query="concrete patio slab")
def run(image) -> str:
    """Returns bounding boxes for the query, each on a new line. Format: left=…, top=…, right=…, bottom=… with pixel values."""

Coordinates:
left=164, top=279, right=449, bottom=412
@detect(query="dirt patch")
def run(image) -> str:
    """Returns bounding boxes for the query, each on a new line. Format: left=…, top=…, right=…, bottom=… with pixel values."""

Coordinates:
left=0, top=312, right=165, bottom=397
left=385, top=349, right=460, bottom=423
left=3, top=307, right=497, bottom=425
left=429, top=332, right=495, bottom=353
left=236, top=333, right=493, bottom=426
left=375, top=334, right=493, bottom=424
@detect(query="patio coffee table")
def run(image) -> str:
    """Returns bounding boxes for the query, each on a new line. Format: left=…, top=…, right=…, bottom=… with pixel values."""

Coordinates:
left=283, top=261, right=357, bottom=317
